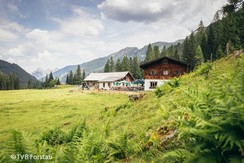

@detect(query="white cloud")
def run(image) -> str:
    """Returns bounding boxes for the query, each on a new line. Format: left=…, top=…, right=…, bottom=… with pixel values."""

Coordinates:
left=98, top=0, right=226, bottom=23
left=52, top=7, right=104, bottom=37
left=0, top=28, right=18, bottom=41
left=26, top=29, right=49, bottom=41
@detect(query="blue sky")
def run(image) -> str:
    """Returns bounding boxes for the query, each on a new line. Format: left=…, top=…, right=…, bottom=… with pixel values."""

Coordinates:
left=0, top=0, right=227, bottom=73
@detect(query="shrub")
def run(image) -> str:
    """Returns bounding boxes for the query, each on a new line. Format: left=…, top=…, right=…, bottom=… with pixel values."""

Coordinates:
left=155, top=83, right=173, bottom=97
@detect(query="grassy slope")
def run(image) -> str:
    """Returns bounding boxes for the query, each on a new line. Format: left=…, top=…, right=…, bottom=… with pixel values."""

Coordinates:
left=93, top=53, right=244, bottom=161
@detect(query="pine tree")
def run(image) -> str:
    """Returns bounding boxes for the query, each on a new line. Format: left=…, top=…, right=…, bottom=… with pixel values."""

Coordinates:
left=160, top=45, right=167, bottom=57
left=110, top=57, right=115, bottom=72
left=207, top=25, right=216, bottom=61
left=196, top=45, right=204, bottom=65
left=56, top=78, right=61, bottom=85
left=188, top=32, right=197, bottom=71
left=82, top=70, right=86, bottom=80
left=68, top=71, right=74, bottom=85
left=44, top=75, right=49, bottom=87
left=66, top=75, right=69, bottom=85
left=121, top=56, right=129, bottom=71
left=200, top=33, right=208, bottom=62
left=183, top=37, right=189, bottom=62
left=73, top=65, right=82, bottom=85
left=144, top=44, right=154, bottom=62
left=153, top=45, right=160, bottom=59
left=104, top=60, right=110, bottom=72
left=49, top=71, right=54, bottom=82
left=132, top=56, right=142, bottom=79
left=115, top=59, right=122, bottom=72
left=173, top=49, right=180, bottom=60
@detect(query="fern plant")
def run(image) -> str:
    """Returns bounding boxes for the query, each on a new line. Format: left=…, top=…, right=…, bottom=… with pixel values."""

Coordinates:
left=163, top=57, right=244, bottom=162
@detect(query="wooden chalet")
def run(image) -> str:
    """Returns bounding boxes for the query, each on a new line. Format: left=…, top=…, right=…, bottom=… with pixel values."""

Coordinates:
left=140, top=56, right=187, bottom=91
left=84, top=71, right=134, bottom=90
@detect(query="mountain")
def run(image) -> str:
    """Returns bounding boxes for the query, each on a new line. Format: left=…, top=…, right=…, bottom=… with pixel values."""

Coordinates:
left=32, top=68, right=58, bottom=80
left=0, top=59, right=38, bottom=85
left=53, top=40, right=183, bottom=83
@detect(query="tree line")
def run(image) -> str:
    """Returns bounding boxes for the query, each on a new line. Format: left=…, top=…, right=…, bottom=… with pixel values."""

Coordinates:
left=104, top=56, right=143, bottom=79
left=66, top=65, right=86, bottom=85
left=0, top=71, right=20, bottom=90
left=42, top=71, right=61, bottom=88
left=182, top=1, right=244, bottom=71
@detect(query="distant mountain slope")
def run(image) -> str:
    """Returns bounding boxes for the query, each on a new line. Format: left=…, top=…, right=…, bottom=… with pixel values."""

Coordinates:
left=32, top=68, right=58, bottom=80
left=53, top=40, right=183, bottom=83
left=0, top=60, right=38, bottom=85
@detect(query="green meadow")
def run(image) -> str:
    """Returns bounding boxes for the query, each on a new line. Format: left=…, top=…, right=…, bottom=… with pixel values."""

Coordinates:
left=0, top=88, right=128, bottom=142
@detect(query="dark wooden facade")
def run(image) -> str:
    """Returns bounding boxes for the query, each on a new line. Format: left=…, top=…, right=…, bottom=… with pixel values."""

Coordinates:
left=140, top=57, right=187, bottom=80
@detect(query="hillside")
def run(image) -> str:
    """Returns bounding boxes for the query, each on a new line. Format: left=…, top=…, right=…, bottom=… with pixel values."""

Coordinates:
left=1, top=52, right=243, bottom=162
left=53, top=40, right=183, bottom=83
left=0, top=60, right=38, bottom=85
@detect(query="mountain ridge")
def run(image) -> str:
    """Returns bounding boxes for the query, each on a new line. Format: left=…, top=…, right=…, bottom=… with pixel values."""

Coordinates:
left=0, top=59, right=38, bottom=86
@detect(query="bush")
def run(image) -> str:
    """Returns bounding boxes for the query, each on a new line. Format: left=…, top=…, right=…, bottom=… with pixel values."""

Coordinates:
left=155, top=83, right=173, bottom=97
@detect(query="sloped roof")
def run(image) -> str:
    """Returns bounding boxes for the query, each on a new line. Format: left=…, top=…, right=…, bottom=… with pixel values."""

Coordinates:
left=84, top=71, right=134, bottom=82
left=140, top=56, right=187, bottom=69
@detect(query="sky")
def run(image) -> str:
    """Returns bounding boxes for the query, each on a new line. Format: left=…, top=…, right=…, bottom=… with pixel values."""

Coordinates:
left=0, top=0, right=227, bottom=73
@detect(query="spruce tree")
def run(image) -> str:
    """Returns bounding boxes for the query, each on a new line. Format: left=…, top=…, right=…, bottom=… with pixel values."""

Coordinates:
left=121, top=56, right=129, bottom=71
left=115, top=59, right=122, bottom=72
left=74, top=65, right=82, bottom=85
left=153, top=45, right=160, bottom=59
left=207, top=25, right=216, bottom=61
left=109, top=57, right=115, bottom=72
left=82, top=70, right=86, bottom=80
left=132, top=56, right=142, bottom=79
left=68, top=71, right=74, bottom=85
left=144, top=44, right=154, bottom=62
left=66, top=75, right=69, bottom=85
left=49, top=71, right=54, bottom=82
left=173, top=49, right=180, bottom=60
left=104, top=59, right=110, bottom=72
left=196, top=45, right=204, bottom=65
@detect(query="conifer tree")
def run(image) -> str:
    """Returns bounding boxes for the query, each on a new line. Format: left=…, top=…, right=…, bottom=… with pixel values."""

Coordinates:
left=49, top=71, right=54, bottom=82
left=144, top=44, right=154, bottom=62
left=207, top=25, right=216, bottom=61
left=73, top=65, right=82, bottom=85
left=109, top=57, right=115, bottom=72
left=196, top=45, right=204, bottom=65
left=153, top=45, right=160, bottom=59
left=68, top=71, right=74, bottom=84
left=104, top=60, right=110, bottom=72
left=160, top=45, right=167, bottom=57
left=173, top=49, right=180, bottom=60
left=132, top=56, right=142, bottom=79
left=115, top=59, right=122, bottom=72
left=82, top=70, right=86, bottom=80
left=121, top=56, right=129, bottom=71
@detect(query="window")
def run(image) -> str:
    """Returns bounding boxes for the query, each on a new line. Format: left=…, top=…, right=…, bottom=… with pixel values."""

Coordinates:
left=163, top=70, right=169, bottom=76
left=150, top=82, right=157, bottom=89
left=150, top=70, right=156, bottom=76
left=174, top=70, right=180, bottom=76
left=103, top=83, right=105, bottom=87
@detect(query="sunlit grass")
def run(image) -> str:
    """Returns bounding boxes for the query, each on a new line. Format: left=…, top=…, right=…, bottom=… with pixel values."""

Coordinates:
left=0, top=87, right=128, bottom=142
